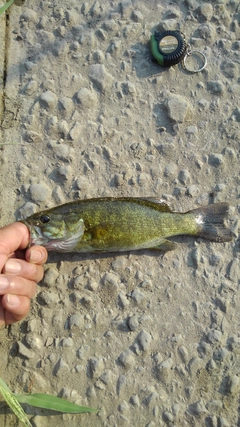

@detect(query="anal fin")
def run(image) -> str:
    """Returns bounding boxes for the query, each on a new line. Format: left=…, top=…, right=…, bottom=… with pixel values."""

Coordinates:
left=148, top=239, right=178, bottom=252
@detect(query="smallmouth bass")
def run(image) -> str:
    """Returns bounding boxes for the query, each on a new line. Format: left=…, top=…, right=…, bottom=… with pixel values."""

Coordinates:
left=21, top=197, right=234, bottom=253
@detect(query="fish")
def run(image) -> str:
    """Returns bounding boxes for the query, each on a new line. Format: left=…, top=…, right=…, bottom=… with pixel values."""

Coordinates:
left=20, top=197, right=234, bottom=253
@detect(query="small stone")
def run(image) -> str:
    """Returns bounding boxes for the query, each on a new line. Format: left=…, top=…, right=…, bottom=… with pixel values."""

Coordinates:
left=60, top=338, right=74, bottom=347
left=186, top=125, right=198, bottom=135
left=75, top=87, right=98, bottom=108
left=88, top=357, right=105, bottom=378
left=227, top=258, right=239, bottom=282
left=129, top=394, right=140, bottom=406
left=187, top=400, right=207, bottom=416
left=178, top=169, right=191, bottom=185
left=89, top=64, right=114, bottom=93
left=186, top=185, right=200, bottom=197
left=208, top=153, right=224, bottom=167
left=29, top=183, right=52, bottom=203
left=77, top=345, right=91, bottom=360
left=220, top=60, right=238, bottom=79
left=118, top=291, right=129, bottom=308
left=102, top=272, right=119, bottom=288
left=156, top=358, right=173, bottom=383
left=69, top=121, right=82, bottom=140
left=116, top=374, right=126, bottom=395
left=24, top=80, right=37, bottom=95
left=226, top=374, right=240, bottom=394
left=136, top=330, right=152, bottom=352
left=207, top=329, right=223, bottom=343
left=118, top=349, right=135, bottom=369
left=18, top=342, right=34, bottom=359
left=162, top=412, right=174, bottom=423
left=131, top=289, right=146, bottom=306
left=131, top=10, right=143, bottom=22
left=19, top=202, right=37, bottom=218
left=197, top=3, right=213, bottom=21
left=42, top=267, right=59, bottom=288
left=164, top=162, right=177, bottom=178
left=39, top=91, right=57, bottom=109
left=67, top=314, right=84, bottom=329
left=53, top=358, right=70, bottom=376
left=165, top=94, right=190, bottom=123
left=127, top=315, right=139, bottom=331
left=53, top=40, right=68, bottom=57
left=207, top=81, right=224, bottom=95
left=178, top=345, right=189, bottom=363
left=25, top=333, right=43, bottom=351
left=20, top=9, right=38, bottom=23
left=37, top=291, right=59, bottom=306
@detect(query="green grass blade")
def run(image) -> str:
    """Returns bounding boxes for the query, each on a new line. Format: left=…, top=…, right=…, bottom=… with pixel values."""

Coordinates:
left=0, top=378, right=32, bottom=427
left=15, top=393, right=97, bottom=414
left=0, top=0, right=15, bottom=15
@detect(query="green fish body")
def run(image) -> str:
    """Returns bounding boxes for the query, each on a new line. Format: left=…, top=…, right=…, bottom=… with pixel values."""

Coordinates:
left=21, top=197, right=233, bottom=253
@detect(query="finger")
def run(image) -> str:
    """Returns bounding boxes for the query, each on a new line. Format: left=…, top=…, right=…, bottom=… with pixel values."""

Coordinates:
left=0, top=223, right=30, bottom=271
left=0, top=275, right=37, bottom=298
left=2, top=259, right=45, bottom=282
left=1, top=294, right=31, bottom=326
left=25, top=246, right=48, bottom=265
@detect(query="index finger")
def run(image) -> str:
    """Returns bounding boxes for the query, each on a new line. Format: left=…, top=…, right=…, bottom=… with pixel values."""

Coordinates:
left=0, top=222, right=30, bottom=271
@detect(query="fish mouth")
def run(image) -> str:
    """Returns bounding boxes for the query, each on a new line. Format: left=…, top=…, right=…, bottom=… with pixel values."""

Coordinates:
left=21, top=221, right=51, bottom=247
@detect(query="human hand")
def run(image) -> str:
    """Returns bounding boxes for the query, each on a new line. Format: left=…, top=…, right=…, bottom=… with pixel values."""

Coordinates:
left=0, top=222, right=48, bottom=327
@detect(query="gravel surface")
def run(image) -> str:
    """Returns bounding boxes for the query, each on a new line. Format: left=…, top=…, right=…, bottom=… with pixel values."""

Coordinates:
left=0, top=0, right=239, bottom=426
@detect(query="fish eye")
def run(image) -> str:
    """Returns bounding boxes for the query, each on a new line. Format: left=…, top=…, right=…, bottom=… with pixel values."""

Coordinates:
left=40, top=214, right=50, bottom=224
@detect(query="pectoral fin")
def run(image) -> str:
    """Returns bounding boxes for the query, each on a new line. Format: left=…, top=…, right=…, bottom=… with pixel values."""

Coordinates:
left=148, top=240, right=178, bottom=252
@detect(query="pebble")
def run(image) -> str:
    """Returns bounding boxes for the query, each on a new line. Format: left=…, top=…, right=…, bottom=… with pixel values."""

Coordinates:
left=39, top=90, right=57, bottom=109
left=17, top=342, right=34, bottom=359
left=129, top=394, right=140, bottom=406
left=88, top=357, right=105, bottom=378
left=53, top=358, right=70, bottom=376
left=25, top=333, right=43, bottom=351
left=20, top=9, right=39, bottom=23
left=186, top=185, right=200, bottom=197
left=24, top=80, right=37, bottom=95
left=42, top=267, right=59, bottom=288
left=19, top=202, right=37, bottom=218
left=89, top=64, right=114, bottom=93
left=187, top=400, right=207, bottom=416
left=178, top=169, right=191, bottom=185
left=197, top=3, right=213, bottom=21
left=118, top=349, right=135, bottom=369
left=131, top=288, right=146, bottom=306
left=136, top=330, right=152, bottom=352
left=220, top=60, right=238, bottom=79
left=207, top=81, right=224, bottom=95
left=76, top=345, right=91, bottom=361
left=66, top=314, right=84, bottom=329
left=75, top=87, right=98, bottom=108
left=127, top=314, right=139, bottom=331
left=165, top=94, right=190, bottom=123
left=156, top=358, right=173, bottom=383
left=37, top=291, right=59, bottom=306
left=208, top=153, right=224, bottom=167
left=69, top=121, right=82, bottom=140
left=117, top=375, right=127, bottom=395
left=29, top=183, right=52, bottom=203
left=227, top=258, right=239, bottom=282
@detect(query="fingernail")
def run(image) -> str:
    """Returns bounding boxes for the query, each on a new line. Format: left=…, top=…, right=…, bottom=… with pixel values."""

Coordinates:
left=6, top=294, right=20, bottom=307
left=0, top=276, right=9, bottom=290
left=29, top=249, right=42, bottom=263
left=4, top=260, right=21, bottom=274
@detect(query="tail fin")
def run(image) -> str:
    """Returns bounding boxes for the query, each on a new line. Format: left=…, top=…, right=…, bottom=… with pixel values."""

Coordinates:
left=189, top=203, right=234, bottom=243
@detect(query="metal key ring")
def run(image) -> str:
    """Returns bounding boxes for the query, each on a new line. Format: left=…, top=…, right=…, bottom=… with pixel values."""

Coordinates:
left=183, top=50, right=207, bottom=73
